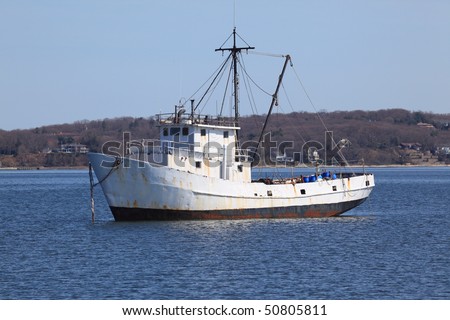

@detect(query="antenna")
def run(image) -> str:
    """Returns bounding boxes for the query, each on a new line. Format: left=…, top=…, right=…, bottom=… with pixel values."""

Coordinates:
left=233, top=0, right=236, bottom=28
left=178, top=62, right=183, bottom=100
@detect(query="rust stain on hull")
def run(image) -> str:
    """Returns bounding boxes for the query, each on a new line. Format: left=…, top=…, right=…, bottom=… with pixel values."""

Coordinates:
left=110, top=198, right=367, bottom=221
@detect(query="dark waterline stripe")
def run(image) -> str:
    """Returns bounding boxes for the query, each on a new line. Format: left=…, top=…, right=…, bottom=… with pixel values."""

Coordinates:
left=110, top=198, right=367, bottom=221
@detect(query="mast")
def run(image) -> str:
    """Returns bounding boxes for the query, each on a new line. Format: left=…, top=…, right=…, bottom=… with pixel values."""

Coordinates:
left=232, top=30, right=239, bottom=130
left=215, top=28, right=254, bottom=142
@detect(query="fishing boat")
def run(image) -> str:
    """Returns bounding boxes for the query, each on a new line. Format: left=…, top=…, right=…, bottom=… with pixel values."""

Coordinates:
left=88, top=29, right=375, bottom=221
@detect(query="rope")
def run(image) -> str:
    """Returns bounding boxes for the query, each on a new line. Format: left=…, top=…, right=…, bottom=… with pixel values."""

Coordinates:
left=290, top=62, right=329, bottom=131
left=219, top=61, right=233, bottom=117
left=89, top=163, right=95, bottom=223
left=199, top=59, right=231, bottom=114
left=238, top=55, right=272, bottom=97
left=239, top=53, right=260, bottom=115
left=89, top=159, right=119, bottom=223
left=249, top=51, right=285, bottom=58
left=280, top=82, right=309, bottom=143
left=289, top=60, right=352, bottom=169
left=195, top=54, right=232, bottom=112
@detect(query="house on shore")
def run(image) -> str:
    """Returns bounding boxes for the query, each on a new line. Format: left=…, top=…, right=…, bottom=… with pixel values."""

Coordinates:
left=60, top=144, right=88, bottom=154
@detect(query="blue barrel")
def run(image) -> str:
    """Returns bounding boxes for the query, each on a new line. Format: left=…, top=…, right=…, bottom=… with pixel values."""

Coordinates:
left=310, top=175, right=317, bottom=182
left=323, top=172, right=330, bottom=178
left=332, top=173, right=337, bottom=180
left=303, top=177, right=310, bottom=183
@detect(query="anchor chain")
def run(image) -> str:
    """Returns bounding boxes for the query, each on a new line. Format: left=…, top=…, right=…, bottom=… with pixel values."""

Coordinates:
left=89, top=158, right=120, bottom=223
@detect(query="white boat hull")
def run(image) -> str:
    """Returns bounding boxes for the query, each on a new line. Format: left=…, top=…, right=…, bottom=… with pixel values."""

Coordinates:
left=89, top=153, right=375, bottom=221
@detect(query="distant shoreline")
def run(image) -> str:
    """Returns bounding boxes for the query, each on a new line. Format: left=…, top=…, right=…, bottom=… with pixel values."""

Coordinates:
left=0, top=166, right=89, bottom=171
left=1, top=163, right=449, bottom=171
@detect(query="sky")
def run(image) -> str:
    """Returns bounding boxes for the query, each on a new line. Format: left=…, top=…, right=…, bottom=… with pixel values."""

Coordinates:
left=1, top=0, right=449, bottom=130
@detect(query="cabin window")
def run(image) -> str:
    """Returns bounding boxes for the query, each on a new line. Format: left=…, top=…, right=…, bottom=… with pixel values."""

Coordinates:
left=200, top=129, right=206, bottom=136
left=163, top=128, right=168, bottom=136
left=223, top=131, right=229, bottom=138
left=195, top=161, right=201, bottom=168
left=237, top=165, right=243, bottom=172
left=365, top=181, right=370, bottom=186
left=267, top=190, right=272, bottom=196
left=182, top=127, right=189, bottom=136
left=301, top=189, right=306, bottom=195
left=332, top=186, right=337, bottom=191
left=170, top=127, right=180, bottom=135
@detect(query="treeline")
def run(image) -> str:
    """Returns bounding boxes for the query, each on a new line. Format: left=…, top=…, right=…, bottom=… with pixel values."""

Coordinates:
left=240, top=108, right=450, bottom=165
left=0, top=109, right=449, bottom=167
left=0, top=117, right=159, bottom=155
left=0, top=117, right=159, bottom=167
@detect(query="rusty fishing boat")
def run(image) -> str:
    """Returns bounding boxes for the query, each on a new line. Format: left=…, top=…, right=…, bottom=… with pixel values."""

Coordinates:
left=88, top=29, right=375, bottom=221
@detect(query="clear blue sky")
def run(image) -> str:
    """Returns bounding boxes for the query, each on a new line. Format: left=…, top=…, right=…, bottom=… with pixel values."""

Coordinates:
left=1, top=0, right=449, bottom=130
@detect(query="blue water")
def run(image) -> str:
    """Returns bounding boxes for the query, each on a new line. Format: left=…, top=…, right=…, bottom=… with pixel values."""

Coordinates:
left=0, top=167, right=449, bottom=299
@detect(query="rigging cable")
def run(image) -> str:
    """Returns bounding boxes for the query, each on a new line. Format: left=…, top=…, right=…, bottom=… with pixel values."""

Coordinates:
left=289, top=60, right=351, bottom=168
left=234, top=30, right=254, bottom=49
left=184, top=53, right=231, bottom=111
left=238, top=56, right=273, bottom=97
left=88, top=160, right=119, bottom=223
left=290, top=62, right=329, bottom=131
left=195, top=54, right=232, bottom=112
left=218, top=59, right=234, bottom=117
left=239, top=53, right=260, bottom=115
left=249, top=51, right=285, bottom=58
left=198, top=57, right=231, bottom=115
left=280, top=81, right=308, bottom=144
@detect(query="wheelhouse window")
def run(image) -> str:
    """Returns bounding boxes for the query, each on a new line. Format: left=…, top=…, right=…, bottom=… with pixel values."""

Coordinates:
left=182, top=127, right=189, bottom=136
left=170, top=127, right=180, bottom=135
left=200, top=129, right=206, bottom=136
left=163, top=128, right=169, bottom=136
left=223, top=131, right=229, bottom=138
